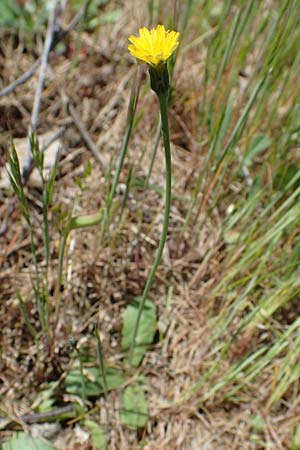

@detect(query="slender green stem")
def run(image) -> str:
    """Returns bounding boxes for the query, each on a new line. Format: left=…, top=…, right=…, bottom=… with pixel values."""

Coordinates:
left=99, top=120, right=133, bottom=243
left=17, top=292, right=37, bottom=341
left=79, top=354, right=86, bottom=403
left=99, top=77, right=140, bottom=244
left=95, top=325, right=108, bottom=401
left=145, top=116, right=161, bottom=187
left=130, top=91, right=172, bottom=364
left=116, top=166, right=133, bottom=229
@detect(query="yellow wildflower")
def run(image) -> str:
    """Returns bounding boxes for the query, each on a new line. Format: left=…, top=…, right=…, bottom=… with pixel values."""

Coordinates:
left=128, top=24, right=180, bottom=67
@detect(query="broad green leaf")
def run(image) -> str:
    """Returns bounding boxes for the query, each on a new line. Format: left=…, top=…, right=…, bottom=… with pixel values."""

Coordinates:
left=65, top=366, right=124, bottom=397
left=0, top=0, right=21, bottom=28
left=120, top=385, right=148, bottom=430
left=0, top=0, right=48, bottom=31
left=3, top=433, right=55, bottom=450
left=85, top=420, right=106, bottom=450
left=121, top=297, right=157, bottom=367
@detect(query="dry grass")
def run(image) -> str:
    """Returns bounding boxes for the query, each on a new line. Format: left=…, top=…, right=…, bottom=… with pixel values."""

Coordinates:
left=1, top=1, right=300, bottom=449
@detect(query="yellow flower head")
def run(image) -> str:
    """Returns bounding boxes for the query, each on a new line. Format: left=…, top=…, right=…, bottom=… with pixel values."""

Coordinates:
left=128, top=24, right=180, bottom=67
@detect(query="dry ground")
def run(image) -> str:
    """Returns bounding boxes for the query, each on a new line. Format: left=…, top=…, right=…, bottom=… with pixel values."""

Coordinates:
left=0, top=1, right=298, bottom=449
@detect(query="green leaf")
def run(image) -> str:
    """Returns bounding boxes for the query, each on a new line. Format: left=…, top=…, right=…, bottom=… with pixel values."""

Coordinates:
left=121, top=385, right=148, bottom=430
left=3, top=433, right=55, bottom=450
left=121, top=297, right=157, bottom=367
left=65, top=366, right=124, bottom=397
left=290, top=424, right=300, bottom=450
left=273, top=164, right=300, bottom=192
left=223, top=230, right=240, bottom=245
left=0, top=0, right=21, bottom=28
left=72, top=0, right=109, bottom=14
left=37, top=397, right=55, bottom=413
left=214, top=96, right=233, bottom=157
left=85, top=420, right=106, bottom=450
left=251, top=414, right=265, bottom=433
left=87, top=10, right=122, bottom=29
left=0, top=0, right=48, bottom=31
left=244, top=134, right=271, bottom=166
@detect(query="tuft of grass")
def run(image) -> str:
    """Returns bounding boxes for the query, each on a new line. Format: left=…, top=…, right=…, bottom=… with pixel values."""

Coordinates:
left=8, top=139, right=49, bottom=335
left=178, top=0, right=300, bottom=414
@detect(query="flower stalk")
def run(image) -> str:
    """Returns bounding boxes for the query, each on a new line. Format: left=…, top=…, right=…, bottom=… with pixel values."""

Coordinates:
left=127, top=24, right=179, bottom=364
left=130, top=87, right=172, bottom=364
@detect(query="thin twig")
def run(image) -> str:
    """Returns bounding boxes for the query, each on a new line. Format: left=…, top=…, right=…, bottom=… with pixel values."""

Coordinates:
left=23, top=0, right=59, bottom=181
left=91, top=70, right=134, bottom=132
left=63, top=7, right=85, bottom=34
left=43, top=127, right=65, bottom=152
left=0, top=197, right=18, bottom=237
left=0, top=405, right=76, bottom=430
left=0, top=59, right=41, bottom=98
left=68, top=102, right=108, bottom=173
left=0, top=6, right=85, bottom=100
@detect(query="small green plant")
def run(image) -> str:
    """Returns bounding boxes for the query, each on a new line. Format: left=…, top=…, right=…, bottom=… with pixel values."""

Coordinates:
left=72, top=0, right=121, bottom=30
left=0, top=0, right=50, bottom=32
left=3, top=433, right=56, bottom=450
left=127, top=24, right=180, bottom=366
left=8, top=138, right=54, bottom=335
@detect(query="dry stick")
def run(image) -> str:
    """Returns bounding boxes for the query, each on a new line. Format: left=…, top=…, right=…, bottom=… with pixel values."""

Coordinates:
left=91, top=70, right=133, bottom=133
left=63, top=7, right=85, bottom=35
left=0, top=59, right=41, bottom=98
left=42, top=127, right=65, bottom=152
left=68, top=102, right=108, bottom=173
left=23, top=0, right=59, bottom=181
left=0, top=405, right=76, bottom=430
left=0, top=197, right=18, bottom=236
left=0, top=7, right=85, bottom=99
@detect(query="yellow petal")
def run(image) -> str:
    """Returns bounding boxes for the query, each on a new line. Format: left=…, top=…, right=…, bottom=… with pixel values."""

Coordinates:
left=128, top=24, right=180, bottom=67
